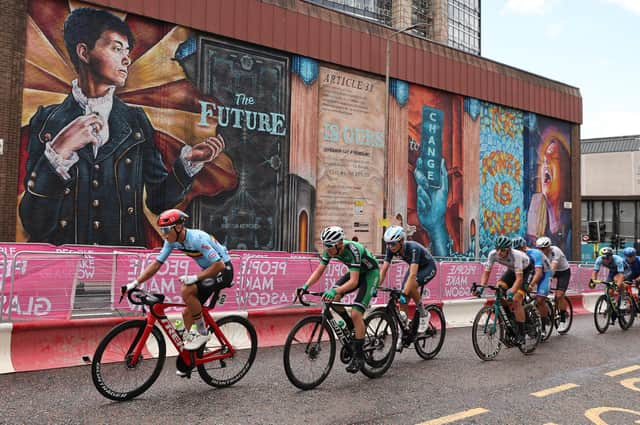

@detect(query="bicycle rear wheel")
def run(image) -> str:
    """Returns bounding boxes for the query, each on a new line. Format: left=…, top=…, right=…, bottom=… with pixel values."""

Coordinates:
left=555, top=295, right=573, bottom=334
left=414, top=304, right=446, bottom=360
left=471, top=306, right=503, bottom=361
left=617, top=292, right=635, bottom=330
left=593, top=295, right=611, bottom=334
left=283, top=316, right=335, bottom=390
left=198, top=315, right=258, bottom=388
left=361, top=309, right=397, bottom=378
left=91, top=320, right=166, bottom=401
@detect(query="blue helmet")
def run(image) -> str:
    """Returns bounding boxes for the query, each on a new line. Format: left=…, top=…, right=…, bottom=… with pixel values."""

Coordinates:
left=511, top=237, right=527, bottom=250
left=623, top=247, right=636, bottom=257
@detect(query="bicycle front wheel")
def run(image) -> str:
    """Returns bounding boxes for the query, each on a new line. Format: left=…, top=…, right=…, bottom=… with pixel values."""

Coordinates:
left=593, top=295, right=611, bottom=334
left=471, top=306, right=503, bottom=361
left=414, top=304, right=446, bottom=360
left=361, top=309, right=397, bottom=378
left=555, top=295, right=573, bottom=334
left=618, top=292, right=635, bottom=330
left=198, top=315, right=258, bottom=388
left=91, top=320, right=166, bottom=401
left=283, top=316, right=335, bottom=390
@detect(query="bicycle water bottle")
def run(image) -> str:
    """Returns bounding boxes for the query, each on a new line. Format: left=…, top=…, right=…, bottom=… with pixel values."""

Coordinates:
left=399, top=311, right=409, bottom=326
left=336, top=319, right=346, bottom=329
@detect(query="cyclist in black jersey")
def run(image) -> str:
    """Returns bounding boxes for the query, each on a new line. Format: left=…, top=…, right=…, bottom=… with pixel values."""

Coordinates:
left=299, top=226, right=380, bottom=373
left=379, top=225, right=437, bottom=335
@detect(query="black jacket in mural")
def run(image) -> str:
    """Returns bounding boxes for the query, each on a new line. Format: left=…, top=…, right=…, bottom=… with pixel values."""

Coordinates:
left=19, top=95, right=194, bottom=246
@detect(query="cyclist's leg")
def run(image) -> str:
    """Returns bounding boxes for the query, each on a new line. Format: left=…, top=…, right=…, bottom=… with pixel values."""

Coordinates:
left=499, top=269, right=525, bottom=342
left=346, top=270, right=378, bottom=373
left=399, top=269, right=413, bottom=318
left=414, top=263, right=437, bottom=330
left=535, top=271, right=552, bottom=322
left=554, top=268, right=571, bottom=318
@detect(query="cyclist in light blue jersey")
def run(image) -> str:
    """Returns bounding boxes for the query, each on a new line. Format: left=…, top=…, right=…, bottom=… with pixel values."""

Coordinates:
left=592, top=246, right=625, bottom=289
left=622, top=247, right=640, bottom=284
left=512, top=236, right=552, bottom=328
left=126, top=209, right=233, bottom=354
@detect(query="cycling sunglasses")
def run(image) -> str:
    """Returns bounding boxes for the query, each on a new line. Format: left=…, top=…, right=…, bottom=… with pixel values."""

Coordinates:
left=159, top=225, right=175, bottom=235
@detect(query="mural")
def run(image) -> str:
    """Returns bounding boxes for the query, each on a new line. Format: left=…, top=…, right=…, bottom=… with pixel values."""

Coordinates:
left=16, top=0, right=288, bottom=249
left=315, top=66, right=385, bottom=250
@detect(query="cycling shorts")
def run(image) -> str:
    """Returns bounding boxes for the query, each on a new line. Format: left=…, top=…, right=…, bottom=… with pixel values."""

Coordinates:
left=554, top=268, right=571, bottom=292
left=401, top=262, right=437, bottom=289
left=335, top=269, right=380, bottom=313
left=499, top=263, right=534, bottom=296
left=196, top=262, right=234, bottom=305
left=534, top=271, right=552, bottom=297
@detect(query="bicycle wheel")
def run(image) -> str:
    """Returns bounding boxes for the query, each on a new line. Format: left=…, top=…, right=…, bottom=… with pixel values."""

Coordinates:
left=91, top=320, right=166, bottom=401
left=414, top=304, right=446, bottom=360
left=361, top=309, right=397, bottom=378
left=471, top=306, right=503, bottom=361
left=540, top=299, right=554, bottom=342
left=519, top=304, right=542, bottom=354
left=198, top=315, right=258, bottom=388
left=617, top=292, right=635, bottom=330
left=555, top=295, right=573, bottom=334
left=283, top=316, right=335, bottom=390
left=593, top=295, right=611, bottom=334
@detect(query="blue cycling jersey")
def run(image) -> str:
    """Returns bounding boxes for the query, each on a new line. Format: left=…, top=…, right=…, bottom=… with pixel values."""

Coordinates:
left=593, top=255, right=625, bottom=273
left=384, top=240, right=435, bottom=268
left=156, top=229, right=230, bottom=269
left=624, top=256, right=640, bottom=280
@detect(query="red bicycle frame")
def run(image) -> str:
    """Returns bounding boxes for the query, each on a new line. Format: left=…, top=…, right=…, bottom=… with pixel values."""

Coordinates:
left=127, top=301, right=236, bottom=368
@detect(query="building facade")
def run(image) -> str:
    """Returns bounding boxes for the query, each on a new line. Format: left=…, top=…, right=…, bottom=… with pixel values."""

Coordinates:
left=581, top=135, right=640, bottom=250
left=0, top=0, right=581, bottom=258
left=305, top=0, right=481, bottom=55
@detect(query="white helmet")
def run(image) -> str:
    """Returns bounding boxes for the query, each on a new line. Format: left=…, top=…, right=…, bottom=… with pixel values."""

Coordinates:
left=320, top=226, right=345, bottom=247
left=535, top=236, right=552, bottom=248
left=384, top=225, right=406, bottom=243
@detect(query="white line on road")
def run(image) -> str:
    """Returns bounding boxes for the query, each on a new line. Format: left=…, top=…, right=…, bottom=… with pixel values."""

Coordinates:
left=531, top=383, right=580, bottom=397
left=416, top=408, right=489, bottom=425
left=605, top=365, right=640, bottom=377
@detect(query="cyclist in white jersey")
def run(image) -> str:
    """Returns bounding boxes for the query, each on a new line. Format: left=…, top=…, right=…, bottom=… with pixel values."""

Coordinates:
left=536, top=236, right=571, bottom=322
left=476, top=235, right=533, bottom=344
left=125, top=209, right=233, bottom=353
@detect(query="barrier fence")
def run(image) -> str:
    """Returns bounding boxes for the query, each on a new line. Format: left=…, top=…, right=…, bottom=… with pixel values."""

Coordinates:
left=0, top=243, right=612, bottom=322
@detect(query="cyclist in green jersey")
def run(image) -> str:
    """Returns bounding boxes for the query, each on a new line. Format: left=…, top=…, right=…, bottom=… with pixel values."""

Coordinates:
left=299, top=226, right=380, bottom=373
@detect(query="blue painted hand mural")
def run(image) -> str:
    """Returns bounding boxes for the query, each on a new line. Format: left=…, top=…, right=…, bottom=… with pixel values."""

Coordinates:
left=414, top=156, right=451, bottom=256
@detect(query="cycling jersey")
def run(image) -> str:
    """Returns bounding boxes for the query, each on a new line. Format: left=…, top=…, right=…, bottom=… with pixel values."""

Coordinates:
left=384, top=241, right=437, bottom=287
left=624, top=256, right=640, bottom=281
left=156, top=229, right=230, bottom=269
left=525, top=248, right=551, bottom=296
left=547, top=246, right=570, bottom=272
left=593, top=254, right=625, bottom=282
left=485, top=248, right=531, bottom=272
left=320, top=240, right=379, bottom=272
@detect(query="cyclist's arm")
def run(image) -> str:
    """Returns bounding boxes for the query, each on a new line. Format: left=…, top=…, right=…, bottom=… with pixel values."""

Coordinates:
left=406, top=262, right=420, bottom=286
left=528, top=266, right=543, bottom=289
left=379, top=260, right=391, bottom=284
left=135, top=261, right=162, bottom=285
left=336, top=269, right=360, bottom=295
left=303, top=263, right=327, bottom=289
left=479, top=269, right=490, bottom=287
left=198, top=259, right=226, bottom=281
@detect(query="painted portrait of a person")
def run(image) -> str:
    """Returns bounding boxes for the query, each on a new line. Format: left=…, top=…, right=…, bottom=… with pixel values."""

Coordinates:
left=18, top=7, right=232, bottom=246
left=526, top=127, right=571, bottom=254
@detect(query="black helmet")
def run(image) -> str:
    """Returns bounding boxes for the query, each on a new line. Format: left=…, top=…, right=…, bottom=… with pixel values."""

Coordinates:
left=495, top=235, right=511, bottom=250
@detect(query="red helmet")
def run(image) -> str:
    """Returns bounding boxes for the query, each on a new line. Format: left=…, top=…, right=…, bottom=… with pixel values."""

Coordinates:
left=157, top=209, right=188, bottom=227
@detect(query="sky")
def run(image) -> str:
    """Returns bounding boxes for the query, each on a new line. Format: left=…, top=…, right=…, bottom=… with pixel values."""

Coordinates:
left=481, top=0, right=640, bottom=139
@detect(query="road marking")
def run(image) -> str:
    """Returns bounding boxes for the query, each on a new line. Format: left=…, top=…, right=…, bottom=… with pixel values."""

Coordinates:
left=605, top=365, right=640, bottom=377
left=416, top=408, right=489, bottom=425
left=585, top=407, right=640, bottom=425
left=542, top=423, right=559, bottom=425
left=531, top=383, right=579, bottom=397
left=620, top=377, right=640, bottom=392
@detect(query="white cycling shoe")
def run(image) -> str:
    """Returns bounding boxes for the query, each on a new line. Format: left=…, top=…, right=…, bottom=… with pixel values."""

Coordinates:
left=184, top=331, right=209, bottom=351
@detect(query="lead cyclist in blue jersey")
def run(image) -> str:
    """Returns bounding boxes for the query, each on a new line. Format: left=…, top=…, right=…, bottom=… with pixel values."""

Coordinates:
left=622, top=247, right=640, bottom=285
left=125, top=209, right=233, bottom=354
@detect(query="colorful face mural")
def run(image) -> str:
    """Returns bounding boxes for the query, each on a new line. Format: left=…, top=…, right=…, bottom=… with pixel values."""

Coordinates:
left=17, top=0, right=289, bottom=249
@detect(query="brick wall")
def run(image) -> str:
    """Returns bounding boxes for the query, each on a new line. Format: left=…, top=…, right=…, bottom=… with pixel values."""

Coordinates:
left=0, top=0, right=27, bottom=242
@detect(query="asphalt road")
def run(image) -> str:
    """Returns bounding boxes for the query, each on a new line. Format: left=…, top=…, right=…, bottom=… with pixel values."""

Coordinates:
left=2, top=314, right=640, bottom=425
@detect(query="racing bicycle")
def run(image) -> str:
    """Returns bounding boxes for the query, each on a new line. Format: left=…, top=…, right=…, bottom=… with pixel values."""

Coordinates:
left=91, top=286, right=257, bottom=401
left=282, top=289, right=397, bottom=390
left=373, top=287, right=446, bottom=359
left=470, top=283, right=542, bottom=361
left=526, top=288, right=573, bottom=342
left=589, top=279, right=634, bottom=333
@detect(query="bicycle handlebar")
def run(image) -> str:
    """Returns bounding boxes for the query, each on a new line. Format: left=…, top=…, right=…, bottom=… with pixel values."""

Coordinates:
left=588, top=279, right=617, bottom=290
left=120, top=287, right=165, bottom=306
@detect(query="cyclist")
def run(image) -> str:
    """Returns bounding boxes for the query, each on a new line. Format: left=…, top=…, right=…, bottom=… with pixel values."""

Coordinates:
left=379, top=225, right=437, bottom=339
left=536, top=236, right=571, bottom=322
left=622, top=247, right=640, bottom=285
left=512, top=236, right=552, bottom=329
left=299, top=226, right=380, bottom=374
left=475, top=235, right=534, bottom=345
left=125, top=209, right=233, bottom=354
left=591, top=246, right=625, bottom=290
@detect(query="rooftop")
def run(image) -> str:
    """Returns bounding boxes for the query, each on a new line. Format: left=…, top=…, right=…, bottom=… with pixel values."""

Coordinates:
left=581, top=135, right=640, bottom=154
